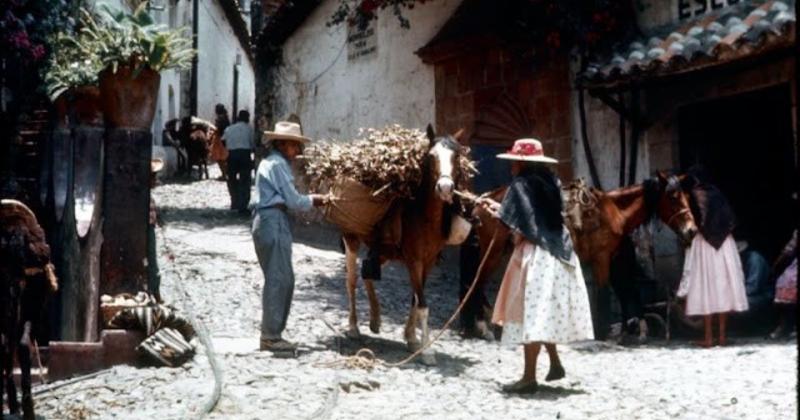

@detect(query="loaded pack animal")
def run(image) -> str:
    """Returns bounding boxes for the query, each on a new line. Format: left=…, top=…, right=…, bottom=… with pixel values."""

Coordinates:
left=463, top=172, right=697, bottom=342
left=341, top=126, right=466, bottom=365
left=0, top=199, right=59, bottom=419
left=180, top=117, right=211, bottom=180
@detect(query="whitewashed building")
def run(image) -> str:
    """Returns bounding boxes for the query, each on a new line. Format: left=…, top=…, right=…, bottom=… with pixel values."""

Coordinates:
left=254, top=0, right=461, bottom=142
left=130, top=0, right=256, bottom=173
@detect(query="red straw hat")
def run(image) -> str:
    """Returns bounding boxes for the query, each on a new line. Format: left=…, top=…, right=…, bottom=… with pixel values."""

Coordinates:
left=496, top=138, right=558, bottom=164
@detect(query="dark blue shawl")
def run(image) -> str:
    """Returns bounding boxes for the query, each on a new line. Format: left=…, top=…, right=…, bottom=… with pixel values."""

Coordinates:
left=498, top=166, right=574, bottom=264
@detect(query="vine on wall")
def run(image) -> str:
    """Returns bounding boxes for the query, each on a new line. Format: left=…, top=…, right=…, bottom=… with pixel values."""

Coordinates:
left=327, top=0, right=637, bottom=57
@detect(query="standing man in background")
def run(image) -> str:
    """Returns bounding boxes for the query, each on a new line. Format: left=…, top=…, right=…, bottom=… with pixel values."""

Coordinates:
left=223, top=110, right=255, bottom=214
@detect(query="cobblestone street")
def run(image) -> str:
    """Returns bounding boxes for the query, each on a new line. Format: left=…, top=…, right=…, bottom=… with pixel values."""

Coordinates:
left=34, top=170, right=797, bottom=420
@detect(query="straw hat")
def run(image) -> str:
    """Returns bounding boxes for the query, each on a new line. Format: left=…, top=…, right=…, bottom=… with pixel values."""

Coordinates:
left=151, top=158, right=164, bottom=173
left=264, top=121, right=311, bottom=143
left=496, top=138, right=558, bottom=164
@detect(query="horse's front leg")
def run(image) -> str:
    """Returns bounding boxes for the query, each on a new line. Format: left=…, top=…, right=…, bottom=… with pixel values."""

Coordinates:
left=4, top=332, right=18, bottom=415
left=363, top=278, right=381, bottom=334
left=18, top=321, right=34, bottom=420
left=407, top=263, right=436, bottom=365
left=343, top=238, right=361, bottom=338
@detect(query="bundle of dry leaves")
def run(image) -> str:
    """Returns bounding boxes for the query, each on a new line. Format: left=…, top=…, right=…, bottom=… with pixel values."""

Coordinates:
left=300, top=125, right=476, bottom=199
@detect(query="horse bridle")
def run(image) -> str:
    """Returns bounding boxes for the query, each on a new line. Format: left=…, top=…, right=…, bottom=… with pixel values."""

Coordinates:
left=663, top=175, right=691, bottom=229
left=665, top=207, right=691, bottom=229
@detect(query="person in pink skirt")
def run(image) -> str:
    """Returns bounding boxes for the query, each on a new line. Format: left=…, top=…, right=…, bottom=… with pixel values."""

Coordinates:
left=479, top=139, right=593, bottom=394
left=770, top=229, right=796, bottom=339
left=677, top=166, right=748, bottom=347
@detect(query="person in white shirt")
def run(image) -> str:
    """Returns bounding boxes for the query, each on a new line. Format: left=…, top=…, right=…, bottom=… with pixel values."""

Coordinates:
left=222, top=110, right=255, bottom=213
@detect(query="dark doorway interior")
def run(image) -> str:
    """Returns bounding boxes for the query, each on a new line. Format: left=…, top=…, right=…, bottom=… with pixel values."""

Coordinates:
left=679, top=84, right=797, bottom=262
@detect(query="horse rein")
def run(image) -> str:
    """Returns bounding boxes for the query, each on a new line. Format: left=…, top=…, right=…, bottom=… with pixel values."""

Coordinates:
left=665, top=207, right=692, bottom=231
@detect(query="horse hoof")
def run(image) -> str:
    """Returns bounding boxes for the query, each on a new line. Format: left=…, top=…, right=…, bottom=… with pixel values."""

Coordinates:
left=345, top=328, right=361, bottom=339
left=369, top=318, right=381, bottom=334
left=475, top=321, right=495, bottom=342
left=407, top=341, right=422, bottom=353
left=418, top=352, right=437, bottom=366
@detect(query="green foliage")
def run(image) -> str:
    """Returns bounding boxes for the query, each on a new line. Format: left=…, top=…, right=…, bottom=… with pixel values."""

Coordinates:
left=327, top=0, right=636, bottom=57
left=80, top=2, right=195, bottom=75
left=41, top=32, right=103, bottom=101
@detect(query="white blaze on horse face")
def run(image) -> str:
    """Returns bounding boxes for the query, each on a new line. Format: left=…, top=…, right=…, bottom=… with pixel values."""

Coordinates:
left=431, top=142, right=455, bottom=203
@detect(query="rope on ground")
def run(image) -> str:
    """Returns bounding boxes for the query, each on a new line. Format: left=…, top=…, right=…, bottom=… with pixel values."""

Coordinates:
left=313, top=229, right=498, bottom=371
left=157, top=225, right=223, bottom=419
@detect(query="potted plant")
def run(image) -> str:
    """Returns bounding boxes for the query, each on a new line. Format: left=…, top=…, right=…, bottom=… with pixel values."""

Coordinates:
left=80, top=3, right=194, bottom=129
left=42, top=33, right=105, bottom=128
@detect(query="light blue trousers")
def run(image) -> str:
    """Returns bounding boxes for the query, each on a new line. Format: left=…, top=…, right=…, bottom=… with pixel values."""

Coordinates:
left=252, top=208, right=294, bottom=340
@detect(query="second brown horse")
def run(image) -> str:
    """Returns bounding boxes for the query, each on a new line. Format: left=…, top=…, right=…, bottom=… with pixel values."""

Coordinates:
left=465, top=172, right=697, bottom=340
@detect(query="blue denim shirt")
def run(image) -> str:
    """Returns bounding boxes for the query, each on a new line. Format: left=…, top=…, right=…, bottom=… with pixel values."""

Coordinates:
left=252, top=151, right=312, bottom=211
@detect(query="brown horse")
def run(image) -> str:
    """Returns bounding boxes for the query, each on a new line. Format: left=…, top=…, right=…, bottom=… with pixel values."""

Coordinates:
left=1, top=199, right=58, bottom=420
left=342, top=126, right=465, bottom=365
left=465, top=171, right=697, bottom=340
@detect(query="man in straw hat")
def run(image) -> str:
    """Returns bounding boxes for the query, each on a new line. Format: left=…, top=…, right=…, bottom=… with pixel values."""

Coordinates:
left=477, top=138, right=593, bottom=394
left=254, top=121, right=328, bottom=353
left=148, top=158, right=165, bottom=302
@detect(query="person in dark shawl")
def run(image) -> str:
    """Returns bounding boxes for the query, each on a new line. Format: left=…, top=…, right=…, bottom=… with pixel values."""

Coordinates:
left=479, top=139, right=593, bottom=395
left=677, top=165, right=747, bottom=347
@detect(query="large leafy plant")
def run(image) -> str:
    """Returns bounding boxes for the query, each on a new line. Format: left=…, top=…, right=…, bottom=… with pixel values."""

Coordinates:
left=41, top=32, right=103, bottom=101
left=80, top=2, right=195, bottom=75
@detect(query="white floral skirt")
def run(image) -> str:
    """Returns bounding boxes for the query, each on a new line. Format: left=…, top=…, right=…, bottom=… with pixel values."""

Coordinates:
left=492, top=239, right=594, bottom=346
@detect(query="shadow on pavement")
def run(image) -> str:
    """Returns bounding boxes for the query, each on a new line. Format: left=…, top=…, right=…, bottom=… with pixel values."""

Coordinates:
left=500, top=383, right=588, bottom=400
left=160, top=206, right=251, bottom=229
left=317, top=334, right=478, bottom=378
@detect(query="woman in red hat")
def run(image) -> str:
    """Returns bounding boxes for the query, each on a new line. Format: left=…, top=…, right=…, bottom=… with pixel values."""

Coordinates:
left=479, top=138, right=593, bottom=395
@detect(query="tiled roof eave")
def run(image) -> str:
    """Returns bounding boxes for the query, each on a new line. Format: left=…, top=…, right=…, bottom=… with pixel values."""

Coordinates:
left=580, top=24, right=795, bottom=91
left=580, top=0, right=796, bottom=90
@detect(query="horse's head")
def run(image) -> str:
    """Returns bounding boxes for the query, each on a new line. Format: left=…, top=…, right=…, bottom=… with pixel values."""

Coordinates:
left=425, top=124, right=465, bottom=204
left=656, top=171, right=698, bottom=244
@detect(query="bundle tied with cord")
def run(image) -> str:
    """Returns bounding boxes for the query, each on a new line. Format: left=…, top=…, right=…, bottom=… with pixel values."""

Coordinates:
left=299, top=125, right=476, bottom=236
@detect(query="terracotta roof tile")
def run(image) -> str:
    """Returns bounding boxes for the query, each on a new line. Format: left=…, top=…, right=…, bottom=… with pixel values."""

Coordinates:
left=582, top=0, right=795, bottom=87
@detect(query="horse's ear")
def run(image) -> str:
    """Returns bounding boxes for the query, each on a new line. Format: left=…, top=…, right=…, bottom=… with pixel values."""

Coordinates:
left=656, top=170, right=668, bottom=183
left=452, top=128, right=466, bottom=142
left=426, top=124, right=436, bottom=143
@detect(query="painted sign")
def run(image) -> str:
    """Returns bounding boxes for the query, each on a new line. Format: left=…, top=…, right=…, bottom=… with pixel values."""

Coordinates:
left=347, top=22, right=378, bottom=61
left=678, top=0, right=741, bottom=20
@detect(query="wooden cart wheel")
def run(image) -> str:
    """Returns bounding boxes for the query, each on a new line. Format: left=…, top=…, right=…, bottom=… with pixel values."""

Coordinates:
left=671, top=300, right=704, bottom=331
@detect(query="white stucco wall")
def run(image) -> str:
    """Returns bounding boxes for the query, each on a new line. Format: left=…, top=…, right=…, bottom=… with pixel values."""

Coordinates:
left=569, top=86, right=651, bottom=189
left=271, top=0, right=462, bottom=140
left=150, top=0, right=192, bottom=141
left=197, top=0, right=256, bottom=122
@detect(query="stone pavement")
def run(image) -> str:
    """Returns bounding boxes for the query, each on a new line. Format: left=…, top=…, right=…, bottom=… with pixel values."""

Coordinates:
left=33, top=168, right=797, bottom=420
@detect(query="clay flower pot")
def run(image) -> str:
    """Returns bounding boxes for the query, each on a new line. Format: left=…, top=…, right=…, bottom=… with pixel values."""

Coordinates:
left=71, top=86, right=104, bottom=127
left=99, top=63, right=161, bottom=129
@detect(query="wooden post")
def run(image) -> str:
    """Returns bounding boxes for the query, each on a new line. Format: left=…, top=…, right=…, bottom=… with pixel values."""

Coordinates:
left=101, top=129, right=152, bottom=296
left=56, top=125, right=104, bottom=342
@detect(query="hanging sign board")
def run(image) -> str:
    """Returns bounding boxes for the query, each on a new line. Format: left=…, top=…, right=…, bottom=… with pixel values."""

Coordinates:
left=347, top=21, right=378, bottom=61
left=677, top=0, right=740, bottom=20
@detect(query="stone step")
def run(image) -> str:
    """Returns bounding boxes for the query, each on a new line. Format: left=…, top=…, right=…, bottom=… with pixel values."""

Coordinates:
left=47, top=329, right=147, bottom=381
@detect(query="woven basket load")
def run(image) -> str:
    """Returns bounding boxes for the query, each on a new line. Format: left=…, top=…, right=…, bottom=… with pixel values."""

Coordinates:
left=300, top=125, right=477, bottom=236
left=323, top=178, right=394, bottom=236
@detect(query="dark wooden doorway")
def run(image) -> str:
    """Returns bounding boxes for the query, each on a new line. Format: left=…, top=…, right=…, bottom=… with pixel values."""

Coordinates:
left=679, top=84, right=797, bottom=261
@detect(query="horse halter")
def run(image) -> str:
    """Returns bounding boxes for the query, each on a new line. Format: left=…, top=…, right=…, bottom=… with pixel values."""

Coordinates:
left=666, top=207, right=692, bottom=229
left=663, top=175, right=691, bottom=229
